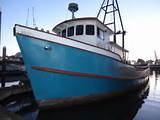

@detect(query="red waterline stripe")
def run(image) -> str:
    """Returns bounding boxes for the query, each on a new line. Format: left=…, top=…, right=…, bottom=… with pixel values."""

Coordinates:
left=31, top=66, right=145, bottom=80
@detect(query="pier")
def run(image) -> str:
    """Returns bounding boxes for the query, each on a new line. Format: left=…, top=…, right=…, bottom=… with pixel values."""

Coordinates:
left=0, top=46, right=32, bottom=101
left=0, top=46, right=28, bottom=87
left=149, top=65, right=160, bottom=71
left=0, top=47, right=33, bottom=119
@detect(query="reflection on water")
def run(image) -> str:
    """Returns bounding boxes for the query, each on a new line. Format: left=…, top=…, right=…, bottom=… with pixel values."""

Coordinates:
left=21, top=83, right=149, bottom=120
left=134, top=70, right=160, bottom=120
left=36, top=88, right=149, bottom=120
left=5, top=71, right=160, bottom=120
left=16, top=87, right=149, bottom=120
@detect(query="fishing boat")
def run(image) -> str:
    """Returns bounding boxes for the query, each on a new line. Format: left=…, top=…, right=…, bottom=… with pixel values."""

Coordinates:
left=13, top=0, right=149, bottom=107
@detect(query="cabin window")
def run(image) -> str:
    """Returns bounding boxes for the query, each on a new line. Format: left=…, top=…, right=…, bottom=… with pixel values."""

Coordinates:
left=97, top=27, right=104, bottom=40
left=76, top=25, right=83, bottom=35
left=62, top=29, right=66, bottom=37
left=86, top=25, right=95, bottom=35
left=67, top=26, right=74, bottom=37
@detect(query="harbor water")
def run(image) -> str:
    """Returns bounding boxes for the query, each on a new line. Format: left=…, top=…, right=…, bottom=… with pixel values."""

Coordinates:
left=4, top=70, right=160, bottom=120
left=134, top=70, right=160, bottom=120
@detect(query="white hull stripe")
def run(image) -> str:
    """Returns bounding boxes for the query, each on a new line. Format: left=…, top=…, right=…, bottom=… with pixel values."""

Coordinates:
left=15, top=25, right=121, bottom=61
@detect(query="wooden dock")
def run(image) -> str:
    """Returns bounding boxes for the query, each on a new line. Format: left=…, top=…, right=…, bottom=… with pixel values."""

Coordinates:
left=0, top=85, right=32, bottom=102
left=149, top=64, right=160, bottom=71
left=0, top=46, right=28, bottom=87
left=0, top=47, right=34, bottom=119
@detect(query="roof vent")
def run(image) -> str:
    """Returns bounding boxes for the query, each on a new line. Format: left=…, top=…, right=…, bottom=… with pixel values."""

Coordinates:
left=68, top=3, right=79, bottom=19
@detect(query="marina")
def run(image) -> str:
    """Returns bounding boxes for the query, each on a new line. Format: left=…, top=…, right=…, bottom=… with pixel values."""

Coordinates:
left=0, top=0, right=160, bottom=119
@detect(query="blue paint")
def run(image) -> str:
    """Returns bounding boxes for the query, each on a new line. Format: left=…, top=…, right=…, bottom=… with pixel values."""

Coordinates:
left=16, top=35, right=147, bottom=101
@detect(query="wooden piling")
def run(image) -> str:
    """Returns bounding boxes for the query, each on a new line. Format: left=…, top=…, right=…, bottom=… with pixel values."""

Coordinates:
left=1, top=46, right=6, bottom=87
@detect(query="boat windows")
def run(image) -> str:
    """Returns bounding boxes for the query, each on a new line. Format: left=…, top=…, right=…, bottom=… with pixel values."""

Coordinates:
left=76, top=25, right=83, bottom=35
left=67, top=26, right=74, bottom=37
left=86, top=25, right=95, bottom=35
left=62, top=29, right=66, bottom=37
left=97, top=27, right=104, bottom=40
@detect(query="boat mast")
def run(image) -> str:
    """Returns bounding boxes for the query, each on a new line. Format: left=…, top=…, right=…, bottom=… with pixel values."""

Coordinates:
left=97, top=0, right=126, bottom=49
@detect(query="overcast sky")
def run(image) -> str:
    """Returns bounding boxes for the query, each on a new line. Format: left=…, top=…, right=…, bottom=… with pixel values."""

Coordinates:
left=0, top=0, right=160, bottom=60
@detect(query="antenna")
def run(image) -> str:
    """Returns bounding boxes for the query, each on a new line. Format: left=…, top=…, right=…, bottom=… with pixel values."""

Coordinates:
left=97, top=0, right=126, bottom=48
left=32, top=7, right=36, bottom=27
left=26, top=8, right=29, bottom=26
left=68, top=3, right=79, bottom=19
left=25, top=7, right=37, bottom=27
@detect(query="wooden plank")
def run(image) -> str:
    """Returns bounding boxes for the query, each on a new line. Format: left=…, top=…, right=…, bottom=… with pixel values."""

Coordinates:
left=0, top=85, right=32, bottom=101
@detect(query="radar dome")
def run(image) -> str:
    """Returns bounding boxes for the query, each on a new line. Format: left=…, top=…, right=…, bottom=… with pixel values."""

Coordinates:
left=68, top=3, right=79, bottom=19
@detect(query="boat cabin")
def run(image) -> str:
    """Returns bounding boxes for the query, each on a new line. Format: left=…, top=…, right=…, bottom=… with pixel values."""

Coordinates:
left=52, top=17, right=128, bottom=60
left=52, top=17, right=113, bottom=48
left=108, top=41, right=128, bottom=61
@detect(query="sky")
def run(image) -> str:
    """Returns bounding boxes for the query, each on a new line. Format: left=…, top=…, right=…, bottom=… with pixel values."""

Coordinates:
left=0, top=0, right=160, bottom=60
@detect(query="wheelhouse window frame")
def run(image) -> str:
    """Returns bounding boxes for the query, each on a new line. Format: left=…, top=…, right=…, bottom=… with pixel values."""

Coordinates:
left=97, top=27, right=104, bottom=40
left=67, top=26, right=74, bottom=37
left=86, top=25, right=95, bottom=35
left=62, top=29, right=66, bottom=37
left=76, top=25, right=84, bottom=35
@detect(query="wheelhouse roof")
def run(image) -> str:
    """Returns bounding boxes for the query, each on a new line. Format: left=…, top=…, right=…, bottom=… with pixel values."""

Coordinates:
left=52, top=17, right=113, bottom=34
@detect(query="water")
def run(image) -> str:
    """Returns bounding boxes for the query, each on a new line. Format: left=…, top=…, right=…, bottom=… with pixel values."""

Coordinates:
left=5, top=71, right=160, bottom=120
left=0, top=81, right=19, bottom=87
left=134, top=71, right=160, bottom=120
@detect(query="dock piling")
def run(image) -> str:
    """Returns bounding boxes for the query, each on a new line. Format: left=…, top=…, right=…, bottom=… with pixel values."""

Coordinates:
left=1, top=46, right=6, bottom=87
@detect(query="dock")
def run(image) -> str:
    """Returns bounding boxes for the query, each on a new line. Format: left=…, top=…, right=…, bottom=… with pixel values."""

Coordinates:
left=0, top=85, right=32, bottom=102
left=0, top=47, right=33, bottom=119
left=0, top=46, right=28, bottom=87
left=149, top=65, right=160, bottom=71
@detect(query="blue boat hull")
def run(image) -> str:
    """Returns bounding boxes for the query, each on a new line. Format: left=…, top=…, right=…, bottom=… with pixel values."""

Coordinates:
left=15, top=27, right=149, bottom=107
